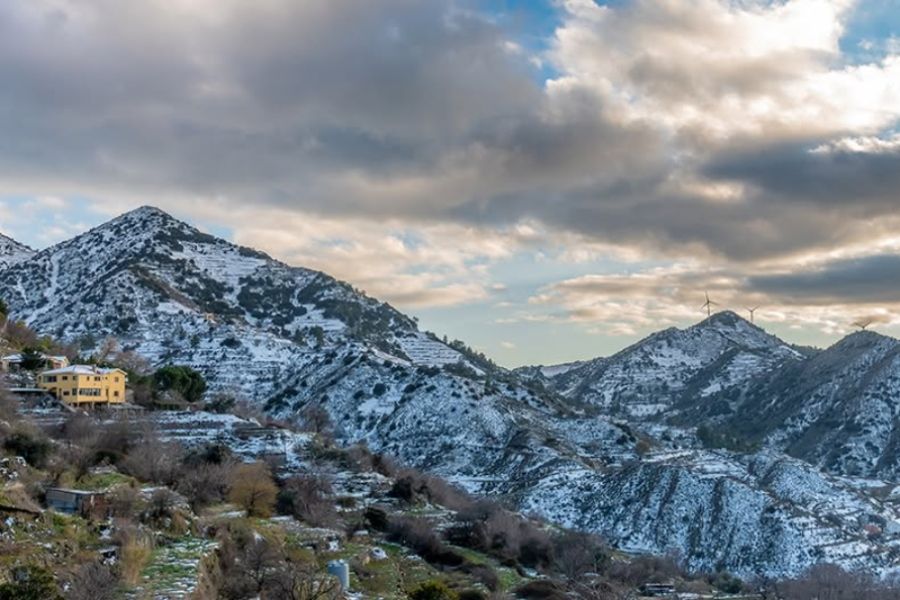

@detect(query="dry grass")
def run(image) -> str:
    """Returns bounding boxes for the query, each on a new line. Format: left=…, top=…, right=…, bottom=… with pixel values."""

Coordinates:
left=118, top=528, right=155, bottom=585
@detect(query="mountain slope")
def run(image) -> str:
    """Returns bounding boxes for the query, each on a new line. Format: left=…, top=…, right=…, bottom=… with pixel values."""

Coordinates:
left=5, top=207, right=900, bottom=577
left=0, top=232, right=34, bottom=271
left=536, top=311, right=802, bottom=418
left=716, top=331, right=900, bottom=479
left=0, top=207, right=462, bottom=399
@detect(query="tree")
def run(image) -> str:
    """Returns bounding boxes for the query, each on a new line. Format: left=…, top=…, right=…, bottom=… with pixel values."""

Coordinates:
left=19, top=347, right=46, bottom=371
left=152, top=365, right=207, bottom=404
left=264, top=560, right=341, bottom=600
left=2, top=320, right=38, bottom=349
left=0, top=297, right=7, bottom=318
left=94, top=336, right=120, bottom=364
left=277, top=473, right=337, bottom=527
left=228, top=462, right=278, bottom=517
left=113, top=349, right=151, bottom=376
left=300, top=405, right=332, bottom=436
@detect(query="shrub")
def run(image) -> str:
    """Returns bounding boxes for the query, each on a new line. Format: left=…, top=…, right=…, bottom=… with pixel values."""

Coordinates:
left=107, top=486, right=140, bottom=519
left=177, top=461, right=233, bottom=510
left=63, top=562, right=119, bottom=600
left=551, top=530, right=609, bottom=579
left=228, top=462, right=278, bottom=517
left=116, top=527, right=154, bottom=586
left=0, top=566, right=61, bottom=600
left=3, top=430, right=52, bottom=468
left=277, top=473, right=337, bottom=527
left=515, top=580, right=567, bottom=600
left=408, top=580, right=458, bottom=600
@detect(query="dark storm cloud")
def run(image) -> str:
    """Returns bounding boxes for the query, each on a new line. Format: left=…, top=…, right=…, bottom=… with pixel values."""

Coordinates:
left=705, top=142, right=900, bottom=212
left=0, top=1, right=541, bottom=198
left=0, top=0, right=898, bottom=273
left=750, top=254, right=900, bottom=304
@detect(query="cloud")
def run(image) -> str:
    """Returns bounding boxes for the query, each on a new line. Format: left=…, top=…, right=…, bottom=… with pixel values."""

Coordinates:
left=530, top=250, right=900, bottom=336
left=750, top=254, right=900, bottom=304
left=2, top=0, right=900, bottom=319
left=219, top=204, right=516, bottom=309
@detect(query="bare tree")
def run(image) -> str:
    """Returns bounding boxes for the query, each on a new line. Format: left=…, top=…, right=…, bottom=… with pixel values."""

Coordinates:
left=113, top=350, right=151, bottom=376
left=94, top=336, right=120, bottom=363
left=121, top=431, right=184, bottom=485
left=300, top=405, right=333, bottom=437
left=264, top=560, right=341, bottom=600
left=279, top=472, right=337, bottom=527
left=64, top=561, right=119, bottom=600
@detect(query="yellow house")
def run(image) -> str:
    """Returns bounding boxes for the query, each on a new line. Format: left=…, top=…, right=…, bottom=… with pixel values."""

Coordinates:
left=37, top=365, right=127, bottom=407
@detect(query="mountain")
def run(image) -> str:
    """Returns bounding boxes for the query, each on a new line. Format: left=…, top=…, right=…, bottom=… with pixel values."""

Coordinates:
left=0, top=232, right=34, bottom=271
left=533, top=311, right=803, bottom=419
left=0, top=206, right=467, bottom=399
left=5, top=207, right=900, bottom=577
left=712, top=330, right=900, bottom=479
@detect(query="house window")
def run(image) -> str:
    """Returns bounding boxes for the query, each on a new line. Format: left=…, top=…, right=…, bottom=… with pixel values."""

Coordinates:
left=62, top=376, right=69, bottom=381
left=114, top=391, right=120, bottom=397
left=63, top=390, right=70, bottom=396
left=95, top=376, right=101, bottom=382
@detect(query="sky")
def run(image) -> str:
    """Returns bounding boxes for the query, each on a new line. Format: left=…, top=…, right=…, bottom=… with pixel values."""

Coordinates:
left=0, top=0, right=899, bottom=367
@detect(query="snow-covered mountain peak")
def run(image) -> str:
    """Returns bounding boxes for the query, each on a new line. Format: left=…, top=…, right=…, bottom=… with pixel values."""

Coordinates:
left=537, top=311, right=802, bottom=418
left=829, top=329, right=896, bottom=352
left=0, top=232, right=34, bottom=271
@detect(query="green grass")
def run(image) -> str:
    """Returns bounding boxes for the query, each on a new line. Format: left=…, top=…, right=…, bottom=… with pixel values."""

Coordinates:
left=76, top=471, right=135, bottom=490
left=134, top=536, right=217, bottom=596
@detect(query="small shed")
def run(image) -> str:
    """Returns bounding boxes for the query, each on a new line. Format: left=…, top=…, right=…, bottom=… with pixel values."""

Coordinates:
left=46, top=488, right=107, bottom=517
left=639, top=582, right=676, bottom=597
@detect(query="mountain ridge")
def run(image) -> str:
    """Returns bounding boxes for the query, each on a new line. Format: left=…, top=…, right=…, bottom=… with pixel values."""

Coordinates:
left=4, top=206, right=900, bottom=577
left=0, top=231, right=34, bottom=271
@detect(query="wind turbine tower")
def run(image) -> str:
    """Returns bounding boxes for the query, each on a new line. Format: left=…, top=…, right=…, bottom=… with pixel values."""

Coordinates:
left=701, top=292, right=718, bottom=318
left=746, top=306, right=760, bottom=324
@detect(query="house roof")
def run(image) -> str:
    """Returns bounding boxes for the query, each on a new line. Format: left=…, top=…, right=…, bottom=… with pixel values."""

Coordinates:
left=46, top=488, right=106, bottom=496
left=2, top=353, right=68, bottom=363
left=41, top=365, right=126, bottom=376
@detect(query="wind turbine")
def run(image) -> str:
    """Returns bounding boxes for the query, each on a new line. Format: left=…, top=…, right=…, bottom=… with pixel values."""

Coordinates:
left=701, top=292, right=718, bottom=318
left=746, top=306, right=760, bottom=324
left=852, top=317, right=874, bottom=331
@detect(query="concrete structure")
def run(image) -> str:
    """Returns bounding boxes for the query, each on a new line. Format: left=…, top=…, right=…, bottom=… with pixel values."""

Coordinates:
left=46, top=488, right=107, bottom=517
left=1, top=353, right=68, bottom=372
left=37, top=365, right=127, bottom=407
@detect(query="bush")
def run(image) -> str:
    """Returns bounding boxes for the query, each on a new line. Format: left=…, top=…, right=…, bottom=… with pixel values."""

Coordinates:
left=177, top=461, right=233, bottom=510
left=63, top=562, right=119, bottom=600
left=0, top=566, right=61, bottom=600
left=3, top=430, right=52, bottom=468
left=515, top=580, right=567, bottom=600
left=551, top=530, right=609, bottom=578
left=408, top=580, right=458, bottom=600
left=228, top=462, right=278, bottom=517
left=152, top=365, right=207, bottom=404
left=277, top=473, right=337, bottom=527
